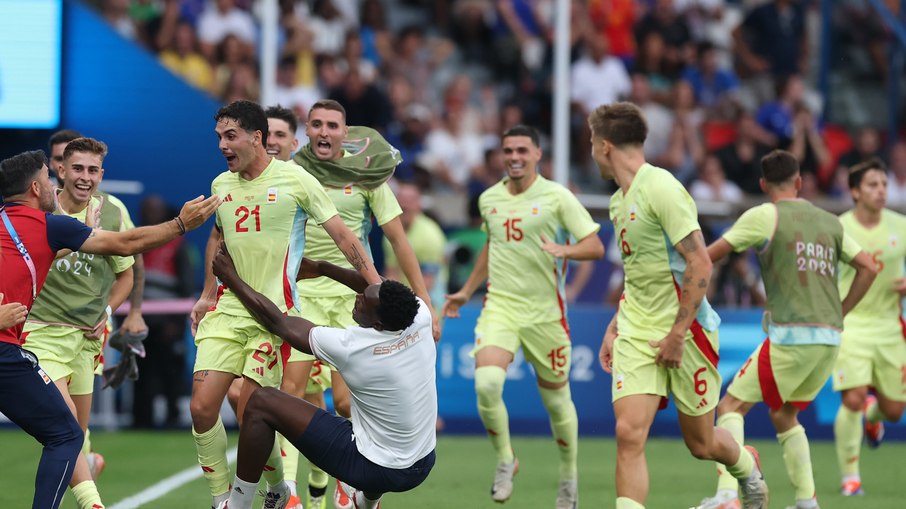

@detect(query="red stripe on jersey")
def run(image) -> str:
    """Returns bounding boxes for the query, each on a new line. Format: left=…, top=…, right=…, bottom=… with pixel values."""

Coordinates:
left=209, top=284, right=226, bottom=312
left=552, top=266, right=572, bottom=339
left=900, top=316, right=906, bottom=341
left=691, top=320, right=719, bottom=367
left=280, top=340, right=291, bottom=372
left=757, top=339, right=783, bottom=410
left=282, top=252, right=294, bottom=310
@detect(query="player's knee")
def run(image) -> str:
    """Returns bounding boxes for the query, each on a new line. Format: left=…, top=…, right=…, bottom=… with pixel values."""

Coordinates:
left=840, top=390, right=865, bottom=412
left=683, top=438, right=714, bottom=461
left=474, top=366, right=506, bottom=403
left=883, top=402, right=905, bottom=422
left=716, top=397, right=742, bottom=416
left=538, top=385, right=573, bottom=417
left=246, top=386, right=281, bottom=416
left=190, top=397, right=221, bottom=430
left=280, top=377, right=299, bottom=397
left=614, top=418, right=646, bottom=451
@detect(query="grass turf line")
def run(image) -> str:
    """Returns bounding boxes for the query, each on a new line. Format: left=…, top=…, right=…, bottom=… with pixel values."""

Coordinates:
left=0, top=430, right=902, bottom=508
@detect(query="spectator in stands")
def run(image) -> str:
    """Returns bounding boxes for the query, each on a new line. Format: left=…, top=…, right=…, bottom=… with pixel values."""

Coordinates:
left=885, top=141, right=906, bottom=207
left=159, top=20, right=214, bottom=92
left=588, top=0, right=637, bottom=64
left=338, top=30, right=378, bottom=83
left=386, top=103, right=432, bottom=184
left=102, top=0, right=140, bottom=41
left=449, top=0, right=496, bottom=70
left=132, top=195, right=196, bottom=429
left=633, top=31, right=679, bottom=103
left=629, top=73, right=673, bottom=167
left=733, top=0, right=807, bottom=103
left=327, top=68, right=391, bottom=131
left=358, top=0, right=391, bottom=68
left=689, top=154, right=743, bottom=203
left=221, top=62, right=260, bottom=103
left=274, top=55, right=321, bottom=121
left=386, top=26, right=453, bottom=106
left=838, top=126, right=884, bottom=171
left=634, top=0, right=692, bottom=76
left=681, top=41, right=740, bottom=112
left=570, top=30, right=632, bottom=174
left=383, top=183, right=448, bottom=309
left=421, top=107, right=484, bottom=226
left=658, top=80, right=705, bottom=185
left=197, top=0, right=257, bottom=62
left=715, top=110, right=773, bottom=195
left=468, top=147, right=506, bottom=202
left=788, top=102, right=832, bottom=183
left=212, top=34, right=257, bottom=99
left=309, top=0, right=353, bottom=56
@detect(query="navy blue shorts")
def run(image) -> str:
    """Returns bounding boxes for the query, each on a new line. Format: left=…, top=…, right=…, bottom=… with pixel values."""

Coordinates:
left=292, top=408, right=435, bottom=494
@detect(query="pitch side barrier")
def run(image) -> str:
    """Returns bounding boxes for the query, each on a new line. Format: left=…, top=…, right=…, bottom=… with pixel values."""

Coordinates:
left=437, top=304, right=906, bottom=440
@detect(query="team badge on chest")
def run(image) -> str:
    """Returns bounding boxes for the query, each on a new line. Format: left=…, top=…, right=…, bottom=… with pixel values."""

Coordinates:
left=267, top=187, right=278, bottom=203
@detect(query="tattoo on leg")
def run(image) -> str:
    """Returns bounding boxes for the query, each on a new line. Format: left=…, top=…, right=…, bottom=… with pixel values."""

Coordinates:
left=698, top=278, right=708, bottom=289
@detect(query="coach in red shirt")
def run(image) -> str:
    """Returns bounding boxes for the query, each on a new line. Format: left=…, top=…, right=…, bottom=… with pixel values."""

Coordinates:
left=0, top=149, right=219, bottom=509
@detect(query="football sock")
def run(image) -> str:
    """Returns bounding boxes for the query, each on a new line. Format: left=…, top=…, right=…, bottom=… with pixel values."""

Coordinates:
left=309, top=462, right=329, bottom=491
left=353, top=491, right=382, bottom=509
left=261, top=440, right=285, bottom=487
left=193, top=416, right=231, bottom=497
left=616, top=496, right=645, bottom=509
left=777, top=424, right=815, bottom=501
left=278, top=433, right=299, bottom=486
left=474, top=366, right=514, bottom=464
left=71, top=480, right=104, bottom=509
left=717, top=412, right=745, bottom=492
left=81, top=428, right=91, bottom=457
left=865, top=399, right=884, bottom=423
left=834, top=405, right=862, bottom=477
left=538, top=384, right=578, bottom=480
left=227, top=476, right=257, bottom=509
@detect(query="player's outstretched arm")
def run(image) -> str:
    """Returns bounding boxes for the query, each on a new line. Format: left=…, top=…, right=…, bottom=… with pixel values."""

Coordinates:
left=297, top=257, right=370, bottom=294
left=841, top=250, right=878, bottom=316
left=321, top=215, right=382, bottom=285
left=706, top=238, right=734, bottom=263
left=443, top=241, right=489, bottom=318
left=382, top=217, right=442, bottom=339
left=540, top=232, right=605, bottom=260
left=650, top=230, right=712, bottom=369
left=212, top=244, right=317, bottom=354
left=79, top=195, right=220, bottom=257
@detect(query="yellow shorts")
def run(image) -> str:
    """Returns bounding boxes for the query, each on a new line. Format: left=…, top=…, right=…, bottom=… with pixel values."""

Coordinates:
left=23, top=323, right=99, bottom=396
left=305, top=360, right=333, bottom=394
left=287, top=294, right=356, bottom=364
left=727, top=340, right=837, bottom=410
left=833, top=338, right=906, bottom=402
left=194, top=310, right=284, bottom=389
left=611, top=324, right=721, bottom=416
left=472, top=310, right=571, bottom=384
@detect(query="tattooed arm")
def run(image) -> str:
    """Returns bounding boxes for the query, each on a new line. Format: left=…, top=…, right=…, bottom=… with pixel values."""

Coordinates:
left=321, top=215, right=382, bottom=285
left=649, top=230, right=712, bottom=369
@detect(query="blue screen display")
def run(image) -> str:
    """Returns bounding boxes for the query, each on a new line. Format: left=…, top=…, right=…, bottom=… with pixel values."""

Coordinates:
left=0, top=0, right=62, bottom=128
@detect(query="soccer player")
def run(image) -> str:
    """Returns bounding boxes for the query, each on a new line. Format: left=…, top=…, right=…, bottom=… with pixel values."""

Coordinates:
left=188, top=100, right=382, bottom=509
left=443, top=124, right=604, bottom=508
left=288, top=99, right=439, bottom=509
left=47, top=129, right=148, bottom=479
left=22, top=137, right=137, bottom=509
left=587, top=102, right=767, bottom=509
left=833, top=158, right=906, bottom=497
left=210, top=249, right=436, bottom=509
left=698, top=149, right=876, bottom=509
left=0, top=149, right=217, bottom=509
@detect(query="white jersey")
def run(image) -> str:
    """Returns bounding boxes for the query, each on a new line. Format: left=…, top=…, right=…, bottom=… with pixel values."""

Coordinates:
left=309, top=297, right=437, bottom=469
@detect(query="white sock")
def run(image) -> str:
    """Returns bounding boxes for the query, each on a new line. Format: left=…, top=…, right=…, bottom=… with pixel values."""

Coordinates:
left=213, top=492, right=230, bottom=508
left=354, top=491, right=382, bottom=509
left=227, top=476, right=258, bottom=509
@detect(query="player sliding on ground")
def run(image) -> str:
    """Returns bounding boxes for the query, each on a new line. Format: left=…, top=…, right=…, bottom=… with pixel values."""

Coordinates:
left=211, top=247, right=436, bottom=509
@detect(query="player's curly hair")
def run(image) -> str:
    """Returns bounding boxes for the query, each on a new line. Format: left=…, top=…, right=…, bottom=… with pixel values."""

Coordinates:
left=377, top=280, right=420, bottom=331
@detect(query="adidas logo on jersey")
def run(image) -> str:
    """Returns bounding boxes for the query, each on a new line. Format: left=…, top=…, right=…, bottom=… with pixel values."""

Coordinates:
left=253, top=367, right=265, bottom=376
left=696, top=398, right=709, bottom=409
left=223, top=194, right=233, bottom=202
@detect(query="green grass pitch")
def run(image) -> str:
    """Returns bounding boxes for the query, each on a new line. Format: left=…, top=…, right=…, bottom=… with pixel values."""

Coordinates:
left=0, top=430, right=902, bottom=508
